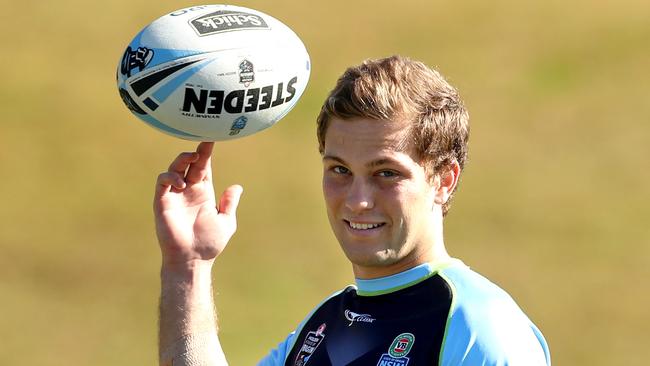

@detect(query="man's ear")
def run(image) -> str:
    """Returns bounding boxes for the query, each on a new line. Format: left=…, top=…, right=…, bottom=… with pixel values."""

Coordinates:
left=433, top=160, right=460, bottom=205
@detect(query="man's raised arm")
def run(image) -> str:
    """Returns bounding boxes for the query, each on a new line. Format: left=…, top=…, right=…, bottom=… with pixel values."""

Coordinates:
left=153, top=142, right=243, bottom=366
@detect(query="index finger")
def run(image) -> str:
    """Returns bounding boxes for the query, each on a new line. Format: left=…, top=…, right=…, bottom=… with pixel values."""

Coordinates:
left=168, top=152, right=199, bottom=175
left=185, top=142, right=214, bottom=184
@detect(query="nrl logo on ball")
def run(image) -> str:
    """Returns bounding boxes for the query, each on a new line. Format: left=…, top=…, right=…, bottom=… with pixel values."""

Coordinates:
left=239, top=59, right=255, bottom=86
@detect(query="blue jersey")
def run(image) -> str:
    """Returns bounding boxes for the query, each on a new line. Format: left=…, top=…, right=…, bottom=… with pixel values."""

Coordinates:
left=258, top=259, right=550, bottom=366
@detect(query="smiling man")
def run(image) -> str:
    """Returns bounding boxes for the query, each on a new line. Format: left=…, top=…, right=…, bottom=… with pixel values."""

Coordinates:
left=321, top=116, right=452, bottom=280
left=154, top=56, right=551, bottom=366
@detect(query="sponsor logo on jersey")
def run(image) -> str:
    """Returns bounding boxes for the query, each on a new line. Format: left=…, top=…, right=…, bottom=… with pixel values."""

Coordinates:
left=376, top=333, right=415, bottom=366
left=229, top=116, right=248, bottom=135
left=120, top=46, right=154, bottom=78
left=190, top=10, right=269, bottom=36
left=238, top=59, right=255, bottom=86
left=180, top=76, right=298, bottom=117
left=344, top=309, right=376, bottom=326
left=294, top=323, right=326, bottom=366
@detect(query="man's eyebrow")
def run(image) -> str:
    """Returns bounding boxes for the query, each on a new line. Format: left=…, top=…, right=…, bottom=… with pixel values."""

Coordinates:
left=322, top=155, right=346, bottom=165
left=368, top=158, right=401, bottom=168
left=323, top=155, right=404, bottom=169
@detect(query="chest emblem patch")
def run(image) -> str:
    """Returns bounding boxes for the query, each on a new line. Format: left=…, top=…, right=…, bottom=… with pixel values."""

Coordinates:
left=294, top=323, right=326, bottom=366
left=376, top=332, right=415, bottom=366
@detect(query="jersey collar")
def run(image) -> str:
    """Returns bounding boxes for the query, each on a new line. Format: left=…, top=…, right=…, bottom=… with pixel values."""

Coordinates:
left=355, top=259, right=464, bottom=296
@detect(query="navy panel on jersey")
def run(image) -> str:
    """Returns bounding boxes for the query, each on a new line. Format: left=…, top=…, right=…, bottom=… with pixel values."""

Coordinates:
left=285, top=274, right=452, bottom=365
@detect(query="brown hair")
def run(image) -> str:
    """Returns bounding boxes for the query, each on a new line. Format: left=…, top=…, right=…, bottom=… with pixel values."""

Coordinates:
left=316, top=55, right=470, bottom=216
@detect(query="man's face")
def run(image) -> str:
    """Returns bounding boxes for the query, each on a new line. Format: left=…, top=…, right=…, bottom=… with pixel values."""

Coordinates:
left=322, top=117, right=441, bottom=279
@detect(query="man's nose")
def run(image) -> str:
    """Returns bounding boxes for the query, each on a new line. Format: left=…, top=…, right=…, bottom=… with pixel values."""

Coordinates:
left=345, top=177, right=374, bottom=212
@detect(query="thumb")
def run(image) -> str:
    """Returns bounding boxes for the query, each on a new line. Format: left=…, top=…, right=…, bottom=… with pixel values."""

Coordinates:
left=217, top=185, right=243, bottom=216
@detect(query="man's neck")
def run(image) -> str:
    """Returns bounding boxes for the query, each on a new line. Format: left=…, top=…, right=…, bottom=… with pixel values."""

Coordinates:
left=352, top=242, right=450, bottom=280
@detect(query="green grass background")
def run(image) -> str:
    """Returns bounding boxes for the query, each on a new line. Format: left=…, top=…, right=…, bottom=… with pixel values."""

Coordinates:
left=1, top=0, right=649, bottom=364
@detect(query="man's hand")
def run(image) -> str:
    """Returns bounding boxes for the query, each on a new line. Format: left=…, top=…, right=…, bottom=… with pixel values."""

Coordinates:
left=155, top=142, right=239, bottom=366
left=154, top=141, right=243, bottom=268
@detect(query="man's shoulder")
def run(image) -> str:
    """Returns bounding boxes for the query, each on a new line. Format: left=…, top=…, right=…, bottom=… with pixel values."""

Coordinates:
left=438, top=261, right=516, bottom=309
left=437, top=262, right=551, bottom=365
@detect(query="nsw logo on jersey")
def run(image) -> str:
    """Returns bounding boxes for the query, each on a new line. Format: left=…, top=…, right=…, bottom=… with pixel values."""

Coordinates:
left=294, top=323, right=326, bottom=366
left=376, top=333, right=415, bottom=366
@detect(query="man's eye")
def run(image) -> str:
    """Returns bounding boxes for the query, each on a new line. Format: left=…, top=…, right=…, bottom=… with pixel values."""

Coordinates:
left=377, top=170, right=398, bottom=178
left=333, top=166, right=349, bottom=174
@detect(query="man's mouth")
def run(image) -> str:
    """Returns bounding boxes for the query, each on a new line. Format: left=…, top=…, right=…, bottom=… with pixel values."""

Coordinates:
left=345, top=220, right=386, bottom=230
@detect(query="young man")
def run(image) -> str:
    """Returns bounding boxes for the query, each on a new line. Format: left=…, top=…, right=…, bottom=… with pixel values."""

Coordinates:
left=154, top=56, right=551, bottom=366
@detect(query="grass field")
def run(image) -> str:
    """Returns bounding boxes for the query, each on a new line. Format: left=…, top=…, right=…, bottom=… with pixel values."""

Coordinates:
left=1, top=0, right=649, bottom=364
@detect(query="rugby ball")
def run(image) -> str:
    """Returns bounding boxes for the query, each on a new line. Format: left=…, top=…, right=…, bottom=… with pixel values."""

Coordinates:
left=116, top=5, right=310, bottom=141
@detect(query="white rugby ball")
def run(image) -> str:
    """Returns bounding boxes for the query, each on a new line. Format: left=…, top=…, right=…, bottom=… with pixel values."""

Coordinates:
left=116, top=5, right=310, bottom=141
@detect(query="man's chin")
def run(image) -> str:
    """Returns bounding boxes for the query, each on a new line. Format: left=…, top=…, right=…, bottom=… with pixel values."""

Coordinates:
left=341, top=247, right=400, bottom=270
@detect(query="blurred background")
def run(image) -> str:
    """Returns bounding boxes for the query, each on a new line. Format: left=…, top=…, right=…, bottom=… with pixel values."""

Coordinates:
left=1, top=0, right=649, bottom=364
